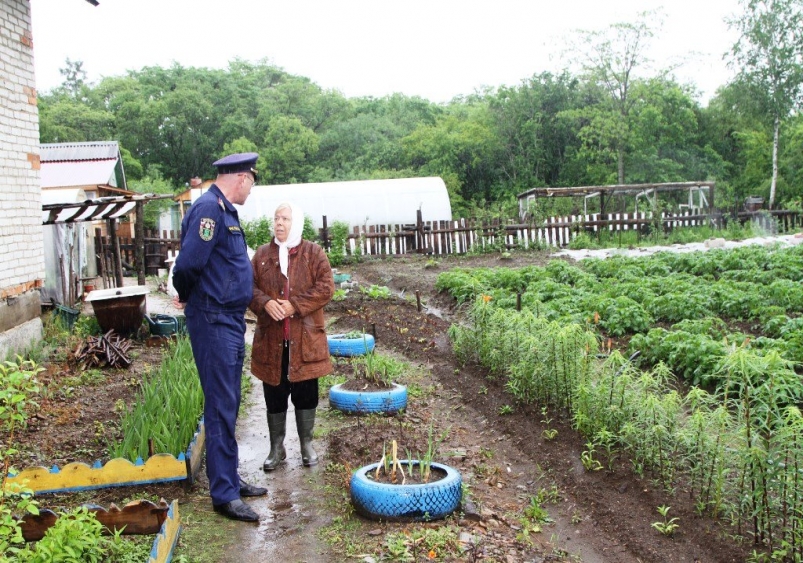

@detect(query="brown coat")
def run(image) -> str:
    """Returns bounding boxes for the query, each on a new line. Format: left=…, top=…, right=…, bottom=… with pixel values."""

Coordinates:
left=249, top=240, right=334, bottom=385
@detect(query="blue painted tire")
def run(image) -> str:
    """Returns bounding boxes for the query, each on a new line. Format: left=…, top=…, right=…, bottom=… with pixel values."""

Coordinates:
left=329, top=383, right=407, bottom=415
left=327, top=333, right=375, bottom=356
left=350, top=460, right=462, bottom=521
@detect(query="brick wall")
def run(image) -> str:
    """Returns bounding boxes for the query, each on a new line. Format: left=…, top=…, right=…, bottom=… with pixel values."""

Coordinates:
left=0, top=0, right=43, bottom=353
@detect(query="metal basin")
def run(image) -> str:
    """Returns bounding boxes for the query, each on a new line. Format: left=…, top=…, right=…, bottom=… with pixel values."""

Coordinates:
left=85, top=286, right=149, bottom=336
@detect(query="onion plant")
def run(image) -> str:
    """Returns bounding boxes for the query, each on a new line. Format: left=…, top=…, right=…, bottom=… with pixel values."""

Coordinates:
left=109, top=337, right=203, bottom=461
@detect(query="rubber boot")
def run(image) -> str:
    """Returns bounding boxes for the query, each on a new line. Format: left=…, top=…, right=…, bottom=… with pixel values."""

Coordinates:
left=295, top=409, right=319, bottom=467
left=262, top=412, right=287, bottom=472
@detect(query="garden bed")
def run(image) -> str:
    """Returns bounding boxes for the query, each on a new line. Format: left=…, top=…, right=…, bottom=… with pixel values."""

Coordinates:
left=4, top=249, right=771, bottom=561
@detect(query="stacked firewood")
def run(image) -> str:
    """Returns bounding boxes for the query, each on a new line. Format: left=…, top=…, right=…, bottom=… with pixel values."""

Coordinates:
left=73, top=330, right=132, bottom=369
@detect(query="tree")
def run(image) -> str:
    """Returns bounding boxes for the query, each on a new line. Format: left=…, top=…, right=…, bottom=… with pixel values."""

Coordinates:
left=728, top=0, right=803, bottom=208
left=260, top=115, right=319, bottom=184
left=129, top=167, right=176, bottom=229
left=571, top=12, right=663, bottom=183
left=58, top=58, right=87, bottom=97
left=487, top=72, right=582, bottom=190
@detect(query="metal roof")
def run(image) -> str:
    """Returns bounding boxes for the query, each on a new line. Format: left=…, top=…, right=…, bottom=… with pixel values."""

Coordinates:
left=40, top=141, right=120, bottom=162
left=41, top=159, right=119, bottom=188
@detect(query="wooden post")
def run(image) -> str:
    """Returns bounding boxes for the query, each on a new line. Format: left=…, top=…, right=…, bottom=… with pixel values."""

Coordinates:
left=95, top=228, right=108, bottom=289
left=321, top=215, right=329, bottom=251
left=415, top=290, right=421, bottom=312
left=108, top=218, right=124, bottom=287
left=415, top=209, right=424, bottom=254
left=135, top=201, right=146, bottom=286
left=516, top=292, right=522, bottom=312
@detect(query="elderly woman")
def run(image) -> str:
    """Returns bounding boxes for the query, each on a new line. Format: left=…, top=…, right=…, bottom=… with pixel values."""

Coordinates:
left=249, top=202, right=334, bottom=471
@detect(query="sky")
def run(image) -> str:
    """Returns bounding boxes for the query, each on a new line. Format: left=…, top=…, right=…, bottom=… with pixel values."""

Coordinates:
left=30, top=0, right=742, bottom=105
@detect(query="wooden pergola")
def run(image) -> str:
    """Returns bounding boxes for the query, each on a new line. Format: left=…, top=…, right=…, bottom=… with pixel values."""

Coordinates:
left=42, top=193, right=175, bottom=290
left=517, top=181, right=716, bottom=219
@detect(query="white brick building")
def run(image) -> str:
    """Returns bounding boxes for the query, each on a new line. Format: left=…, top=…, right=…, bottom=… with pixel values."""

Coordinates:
left=0, top=0, right=43, bottom=358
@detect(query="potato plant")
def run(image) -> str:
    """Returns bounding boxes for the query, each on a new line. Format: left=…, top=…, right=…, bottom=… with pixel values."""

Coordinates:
left=440, top=243, right=803, bottom=556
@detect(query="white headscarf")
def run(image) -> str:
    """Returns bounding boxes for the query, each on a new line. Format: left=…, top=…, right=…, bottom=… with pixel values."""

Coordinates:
left=274, top=202, right=303, bottom=278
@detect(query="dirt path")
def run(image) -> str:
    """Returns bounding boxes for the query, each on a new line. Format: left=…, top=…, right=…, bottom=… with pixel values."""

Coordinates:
left=230, top=381, right=331, bottom=563
left=144, top=288, right=332, bottom=562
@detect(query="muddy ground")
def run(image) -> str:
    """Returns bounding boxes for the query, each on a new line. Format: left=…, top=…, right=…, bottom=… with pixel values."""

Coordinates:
left=6, top=250, right=760, bottom=562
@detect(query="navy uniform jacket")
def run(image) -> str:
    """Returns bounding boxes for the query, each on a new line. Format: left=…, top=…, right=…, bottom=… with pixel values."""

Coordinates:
left=172, top=184, right=253, bottom=312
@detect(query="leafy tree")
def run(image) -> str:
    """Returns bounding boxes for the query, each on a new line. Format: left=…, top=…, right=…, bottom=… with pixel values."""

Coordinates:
left=260, top=115, right=319, bottom=184
left=571, top=12, right=663, bottom=183
left=58, top=58, right=88, bottom=97
left=487, top=72, right=583, bottom=191
left=38, top=96, right=115, bottom=143
left=401, top=105, right=500, bottom=214
left=728, top=0, right=803, bottom=208
left=129, top=167, right=177, bottom=229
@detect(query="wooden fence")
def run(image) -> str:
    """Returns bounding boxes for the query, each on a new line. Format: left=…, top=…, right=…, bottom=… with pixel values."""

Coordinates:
left=95, top=209, right=803, bottom=279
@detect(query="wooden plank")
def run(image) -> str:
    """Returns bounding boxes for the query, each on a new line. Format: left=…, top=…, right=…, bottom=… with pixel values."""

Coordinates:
left=19, top=499, right=172, bottom=541
left=185, top=418, right=206, bottom=487
left=149, top=500, right=181, bottom=563
left=5, top=454, right=187, bottom=495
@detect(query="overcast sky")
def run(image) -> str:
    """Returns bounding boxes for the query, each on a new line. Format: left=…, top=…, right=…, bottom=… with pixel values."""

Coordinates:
left=31, top=0, right=742, bottom=105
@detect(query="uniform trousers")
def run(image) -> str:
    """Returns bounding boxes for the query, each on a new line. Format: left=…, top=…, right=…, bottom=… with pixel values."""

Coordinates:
left=263, top=341, right=319, bottom=414
left=186, top=305, right=246, bottom=506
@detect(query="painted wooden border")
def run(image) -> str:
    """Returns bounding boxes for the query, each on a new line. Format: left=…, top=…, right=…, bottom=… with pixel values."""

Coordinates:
left=148, top=500, right=181, bottom=563
left=184, top=416, right=205, bottom=488
left=19, top=499, right=171, bottom=541
left=5, top=419, right=205, bottom=495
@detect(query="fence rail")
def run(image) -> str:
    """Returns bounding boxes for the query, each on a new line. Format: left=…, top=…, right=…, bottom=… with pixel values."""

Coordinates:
left=95, top=210, right=802, bottom=280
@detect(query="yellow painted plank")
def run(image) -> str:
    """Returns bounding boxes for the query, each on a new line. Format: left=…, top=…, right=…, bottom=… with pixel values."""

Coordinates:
left=149, top=500, right=181, bottom=563
left=5, top=454, right=186, bottom=494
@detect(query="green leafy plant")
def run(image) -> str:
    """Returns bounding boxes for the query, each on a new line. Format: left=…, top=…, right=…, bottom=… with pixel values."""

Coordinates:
left=241, top=216, right=272, bottom=249
left=350, top=350, right=406, bottom=387
left=651, top=505, right=680, bottom=536
left=73, top=315, right=102, bottom=338
left=326, top=221, right=350, bottom=267
left=0, top=358, right=42, bottom=558
left=498, top=404, right=513, bottom=415
left=359, top=284, right=391, bottom=299
left=19, top=506, right=108, bottom=562
left=580, top=442, right=603, bottom=472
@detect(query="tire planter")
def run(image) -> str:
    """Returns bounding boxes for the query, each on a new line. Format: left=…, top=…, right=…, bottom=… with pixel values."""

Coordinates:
left=350, top=460, right=462, bottom=522
left=329, top=382, right=407, bottom=415
left=327, top=333, right=375, bottom=356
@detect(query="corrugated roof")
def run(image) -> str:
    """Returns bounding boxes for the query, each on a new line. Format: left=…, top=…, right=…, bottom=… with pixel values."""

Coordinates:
left=41, top=159, right=119, bottom=188
left=40, top=141, right=119, bottom=162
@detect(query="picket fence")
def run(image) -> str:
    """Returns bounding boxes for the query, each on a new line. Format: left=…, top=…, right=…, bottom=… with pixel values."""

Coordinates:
left=99, top=209, right=801, bottom=276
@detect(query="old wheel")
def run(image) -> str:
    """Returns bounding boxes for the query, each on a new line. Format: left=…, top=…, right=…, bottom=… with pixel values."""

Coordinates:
left=327, top=333, right=375, bottom=356
left=328, top=382, right=407, bottom=415
left=350, top=460, right=462, bottom=521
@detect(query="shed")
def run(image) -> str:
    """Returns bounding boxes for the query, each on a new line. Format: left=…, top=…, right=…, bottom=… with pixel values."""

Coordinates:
left=40, top=141, right=134, bottom=306
left=186, top=177, right=452, bottom=230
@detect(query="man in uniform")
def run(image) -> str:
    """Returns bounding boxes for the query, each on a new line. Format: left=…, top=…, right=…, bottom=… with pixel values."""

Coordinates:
left=172, top=152, right=266, bottom=522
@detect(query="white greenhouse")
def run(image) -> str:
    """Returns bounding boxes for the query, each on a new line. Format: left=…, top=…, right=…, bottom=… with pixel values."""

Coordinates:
left=187, top=176, right=452, bottom=230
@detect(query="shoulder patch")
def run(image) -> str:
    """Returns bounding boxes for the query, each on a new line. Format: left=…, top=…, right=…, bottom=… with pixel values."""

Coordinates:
left=199, top=218, right=216, bottom=241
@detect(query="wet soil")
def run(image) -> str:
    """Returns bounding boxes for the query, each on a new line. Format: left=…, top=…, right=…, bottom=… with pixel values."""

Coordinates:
left=5, top=252, right=759, bottom=562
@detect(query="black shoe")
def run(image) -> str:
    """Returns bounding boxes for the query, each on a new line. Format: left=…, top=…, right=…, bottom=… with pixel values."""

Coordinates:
left=213, top=498, right=259, bottom=522
left=239, top=477, right=267, bottom=497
